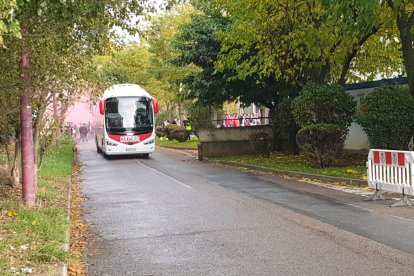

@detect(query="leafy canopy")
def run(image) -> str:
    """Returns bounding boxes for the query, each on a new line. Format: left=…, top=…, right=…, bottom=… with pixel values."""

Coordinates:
left=211, top=0, right=396, bottom=86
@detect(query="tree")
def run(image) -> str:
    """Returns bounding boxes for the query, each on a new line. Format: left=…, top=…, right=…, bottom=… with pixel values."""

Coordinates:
left=1, top=0, right=160, bottom=206
left=174, top=8, right=298, bottom=118
left=386, top=0, right=414, bottom=94
left=145, top=5, right=200, bottom=124
left=0, top=0, right=20, bottom=45
left=211, top=0, right=394, bottom=87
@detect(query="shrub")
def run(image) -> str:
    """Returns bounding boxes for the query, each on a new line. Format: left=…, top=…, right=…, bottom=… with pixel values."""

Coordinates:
left=164, top=124, right=181, bottom=140
left=273, top=98, right=299, bottom=153
left=296, top=124, right=344, bottom=168
left=170, top=128, right=190, bottom=142
left=355, top=85, right=414, bottom=150
left=292, top=84, right=356, bottom=167
left=292, top=83, right=356, bottom=130
left=187, top=103, right=223, bottom=137
left=249, top=132, right=272, bottom=158
left=155, top=126, right=165, bottom=138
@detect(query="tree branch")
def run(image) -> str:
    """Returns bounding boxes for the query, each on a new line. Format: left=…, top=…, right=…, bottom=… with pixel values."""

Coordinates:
left=339, top=26, right=379, bottom=85
left=386, top=0, right=395, bottom=10
left=408, top=11, right=414, bottom=26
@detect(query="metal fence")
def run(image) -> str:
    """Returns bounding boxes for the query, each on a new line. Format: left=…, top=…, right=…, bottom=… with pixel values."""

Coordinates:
left=209, top=116, right=272, bottom=128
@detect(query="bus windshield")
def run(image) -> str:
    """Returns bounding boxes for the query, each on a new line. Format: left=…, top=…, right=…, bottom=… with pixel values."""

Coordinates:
left=105, top=96, right=154, bottom=135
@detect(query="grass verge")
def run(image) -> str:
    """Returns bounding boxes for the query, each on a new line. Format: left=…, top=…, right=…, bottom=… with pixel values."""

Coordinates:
left=216, top=152, right=367, bottom=180
left=0, top=136, right=73, bottom=275
left=156, top=136, right=199, bottom=149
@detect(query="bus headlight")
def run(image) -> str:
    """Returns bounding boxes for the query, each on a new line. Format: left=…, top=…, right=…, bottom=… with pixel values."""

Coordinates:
left=144, top=139, right=154, bottom=145
left=106, top=140, right=118, bottom=146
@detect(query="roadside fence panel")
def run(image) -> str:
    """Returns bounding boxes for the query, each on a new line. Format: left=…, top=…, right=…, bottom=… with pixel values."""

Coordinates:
left=367, top=149, right=414, bottom=206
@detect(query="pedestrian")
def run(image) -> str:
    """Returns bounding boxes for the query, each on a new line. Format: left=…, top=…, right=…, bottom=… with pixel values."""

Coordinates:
left=87, top=122, right=92, bottom=139
left=185, top=121, right=192, bottom=140
left=238, top=113, right=243, bottom=126
left=79, top=124, right=88, bottom=143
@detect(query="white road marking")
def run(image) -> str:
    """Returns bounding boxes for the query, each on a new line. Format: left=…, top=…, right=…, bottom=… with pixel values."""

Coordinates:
left=346, top=203, right=414, bottom=222
left=346, top=203, right=374, bottom=212
left=135, top=160, right=193, bottom=190
left=388, top=215, right=414, bottom=223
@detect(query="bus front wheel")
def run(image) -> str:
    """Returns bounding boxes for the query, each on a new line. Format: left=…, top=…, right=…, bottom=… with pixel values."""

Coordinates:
left=142, top=153, right=150, bottom=159
left=96, top=140, right=102, bottom=154
left=103, top=152, right=111, bottom=160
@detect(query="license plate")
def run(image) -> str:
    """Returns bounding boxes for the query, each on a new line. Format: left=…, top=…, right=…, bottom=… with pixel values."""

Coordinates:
left=126, top=148, right=136, bottom=152
left=120, top=136, right=140, bottom=143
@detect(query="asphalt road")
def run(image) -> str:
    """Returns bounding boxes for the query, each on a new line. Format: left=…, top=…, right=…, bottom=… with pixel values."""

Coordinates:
left=79, top=142, right=414, bottom=275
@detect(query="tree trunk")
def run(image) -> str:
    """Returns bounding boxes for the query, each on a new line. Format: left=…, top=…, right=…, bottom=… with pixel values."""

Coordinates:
left=11, top=141, right=21, bottom=188
left=5, top=142, right=20, bottom=188
left=268, top=105, right=277, bottom=151
left=33, top=104, right=46, bottom=170
left=53, top=93, right=62, bottom=148
left=178, top=83, right=183, bottom=127
left=396, top=12, right=414, bottom=95
left=20, top=33, right=36, bottom=206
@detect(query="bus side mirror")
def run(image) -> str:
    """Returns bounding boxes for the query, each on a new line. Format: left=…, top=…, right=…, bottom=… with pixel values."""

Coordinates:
left=99, top=100, right=105, bottom=115
left=152, top=97, right=159, bottom=113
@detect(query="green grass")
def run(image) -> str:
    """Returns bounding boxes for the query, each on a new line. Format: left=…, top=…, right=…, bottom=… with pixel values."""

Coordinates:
left=156, top=136, right=199, bottom=149
left=38, top=136, right=73, bottom=179
left=0, top=135, right=73, bottom=275
left=216, top=153, right=367, bottom=180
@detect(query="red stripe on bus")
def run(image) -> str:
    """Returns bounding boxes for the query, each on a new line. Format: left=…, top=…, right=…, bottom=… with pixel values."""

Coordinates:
left=108, top=133, right=152, bottom=145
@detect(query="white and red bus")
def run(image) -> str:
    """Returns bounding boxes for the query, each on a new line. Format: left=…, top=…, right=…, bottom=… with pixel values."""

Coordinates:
left=95, top=84, right=159, bottom=158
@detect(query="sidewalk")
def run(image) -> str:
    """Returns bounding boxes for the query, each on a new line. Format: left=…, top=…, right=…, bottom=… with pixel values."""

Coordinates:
left=157, top=146, right=414, bottom=222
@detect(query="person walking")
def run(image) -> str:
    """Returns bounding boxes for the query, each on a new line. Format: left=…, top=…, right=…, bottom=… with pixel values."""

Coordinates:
left=79, top=124, right=88, bottom=143
left=185, top=121, right=192, bottom=140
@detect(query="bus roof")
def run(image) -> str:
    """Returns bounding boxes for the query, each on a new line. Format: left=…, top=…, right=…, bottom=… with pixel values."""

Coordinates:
left=101, top=84, right=151, bottom=100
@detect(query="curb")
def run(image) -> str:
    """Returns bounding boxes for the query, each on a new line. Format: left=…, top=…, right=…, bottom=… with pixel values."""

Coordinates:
left=210, top=160, right=368, bottom=187
left=157, top=144, right=367, bottom=187
left=156, top=144, right=198, bottom=151
left=56, top=146, right=77, bottom=276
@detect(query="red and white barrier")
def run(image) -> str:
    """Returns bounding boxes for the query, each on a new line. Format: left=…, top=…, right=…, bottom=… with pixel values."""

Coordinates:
left=367, top=149, right=414, bottom=206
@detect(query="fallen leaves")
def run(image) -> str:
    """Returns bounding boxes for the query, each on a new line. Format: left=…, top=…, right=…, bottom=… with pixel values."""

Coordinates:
left=346, top=169, right=359, bottom=174
left=68, top=162, right=89, bottom=276
left=7, top=211, right=17, bottom=218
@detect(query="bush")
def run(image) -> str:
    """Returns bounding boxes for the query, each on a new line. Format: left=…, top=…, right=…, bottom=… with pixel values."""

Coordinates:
left=164, top=124, right=181, bottom=140
left=155, top=126, right=165, bottom=138
left=273, top=98, right=299, bottom=153
left=355, top=85, right=414, bottom=150
left=249, top=132, right=272, bottom=158
left=296, top=124, right=345, bottom=168
left=170, top=128, right=190, bottom=142
left=292, top=83, right=356, bottom=130
left=187, top=103, right=223, bottom=137
left=292, top=84, right=356, bottom=167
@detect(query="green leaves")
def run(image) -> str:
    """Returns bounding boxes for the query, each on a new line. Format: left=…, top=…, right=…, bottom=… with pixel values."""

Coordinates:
left=211, top=0, right=395, bottom=86
left=355, top=85, right=414, bottom=150
left=0, top=0, right=20, bottom=45
left=292, top=83, right=356, bottom=130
